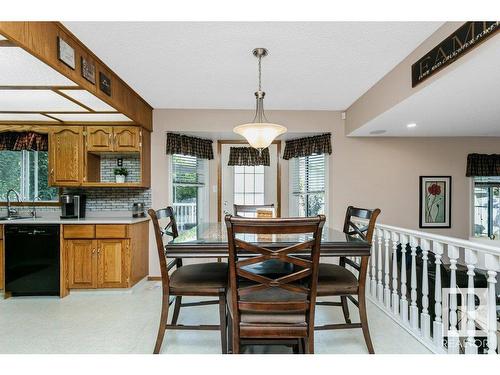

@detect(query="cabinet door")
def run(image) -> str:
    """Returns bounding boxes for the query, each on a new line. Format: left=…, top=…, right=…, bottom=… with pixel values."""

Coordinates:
left=67, top=239, right=97, bottom=289
left=86, top=126, right=114, bottom=152
left=113, top=127, right=141, bottom=152
left=97, top=239, right=127, bottom=288
left=49, top=127, right=83, bottom=186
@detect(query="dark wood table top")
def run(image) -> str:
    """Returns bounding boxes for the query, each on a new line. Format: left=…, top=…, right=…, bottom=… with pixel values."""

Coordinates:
left=165, top=222, right=370, bottom=258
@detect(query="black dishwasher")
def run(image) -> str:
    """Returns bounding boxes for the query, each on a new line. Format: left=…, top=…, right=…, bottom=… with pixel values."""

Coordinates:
left=5, top=225, right=60, bottom=296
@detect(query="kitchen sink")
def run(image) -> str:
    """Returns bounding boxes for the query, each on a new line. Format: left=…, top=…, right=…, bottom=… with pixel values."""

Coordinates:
left=0, top=216, right=32, bottom=221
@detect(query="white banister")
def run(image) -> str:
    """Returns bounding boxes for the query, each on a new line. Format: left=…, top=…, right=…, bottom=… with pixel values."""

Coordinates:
left=400, top=233, right=409, bottom=324
left=383, top=229, right=391, bottom=308
left=464, top=248, right=478, bottom=354
left=447, top=245, right=460, bottom=354
left=377, top=228, right=384, bottom=302
left=409, top=235, right=419, bottom=330
left=363, top=221, right=500, bottom=355
left=433, top=241, right=444, bottom=350
left=420, top=238, right=431, bottom=340
left=391, top=231, right=400, bottom=316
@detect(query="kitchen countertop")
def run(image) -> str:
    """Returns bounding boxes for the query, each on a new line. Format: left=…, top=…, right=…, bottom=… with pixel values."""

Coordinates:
left=0, top=213, right=150, bottom=225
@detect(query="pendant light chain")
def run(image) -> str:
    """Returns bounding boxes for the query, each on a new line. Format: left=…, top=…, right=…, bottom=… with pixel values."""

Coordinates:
left=258, top=54, right=262, bottom=91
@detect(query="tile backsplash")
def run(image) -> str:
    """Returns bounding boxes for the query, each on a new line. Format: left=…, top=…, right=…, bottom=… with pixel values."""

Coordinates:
left=100, top=154, right=141, bottom=183
left=64, top=188, right=151, bottom=211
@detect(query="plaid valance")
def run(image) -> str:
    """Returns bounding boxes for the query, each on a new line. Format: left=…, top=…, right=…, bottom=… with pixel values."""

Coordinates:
left=166, top=133, right=214, bottom=160
left=466, top=153, right=500, bottom=176
left=0, top=131, right=48, bottom=151
left=227, top=147, right=270, bottom=166
left=283, top=133, right=332, bottom=160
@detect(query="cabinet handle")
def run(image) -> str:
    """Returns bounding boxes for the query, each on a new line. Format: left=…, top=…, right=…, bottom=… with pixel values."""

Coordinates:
left=97, top=248, right=101, bottom=255
left=92, top=248, right=96, bottom=255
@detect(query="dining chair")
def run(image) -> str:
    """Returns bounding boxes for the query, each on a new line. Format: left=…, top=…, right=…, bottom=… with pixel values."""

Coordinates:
left=225, top=214, right=326, bottom=354
left=315, top=206, right=381, bottom=354
left=233, top=204, right=276, bottom=218
left=149, top=207, right=228, bottom=354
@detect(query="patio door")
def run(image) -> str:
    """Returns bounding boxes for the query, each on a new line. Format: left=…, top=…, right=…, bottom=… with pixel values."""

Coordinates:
left=218, top=141, right=280, bottom=221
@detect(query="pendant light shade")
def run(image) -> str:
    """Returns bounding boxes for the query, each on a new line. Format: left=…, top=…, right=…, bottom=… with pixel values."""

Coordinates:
left=233, top=48, right=286, bottom=150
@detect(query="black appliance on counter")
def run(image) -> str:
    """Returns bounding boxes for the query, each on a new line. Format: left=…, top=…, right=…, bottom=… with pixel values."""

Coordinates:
left=5, top=225, right=60, bottom=296
left=60, top=194, right=86, bottom=219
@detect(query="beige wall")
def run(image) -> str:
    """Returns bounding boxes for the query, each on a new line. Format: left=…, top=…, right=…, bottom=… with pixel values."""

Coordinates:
left=345, top=23, right=500, bottom=134
left=148, top=108, right=500, bottom=275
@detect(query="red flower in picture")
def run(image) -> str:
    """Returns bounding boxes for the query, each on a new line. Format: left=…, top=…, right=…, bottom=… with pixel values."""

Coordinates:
left=427, top=183, right=441, bottom=196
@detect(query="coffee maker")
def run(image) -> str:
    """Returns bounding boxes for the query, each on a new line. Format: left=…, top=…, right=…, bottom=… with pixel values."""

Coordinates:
left=60, top=194, right=86, bottom=219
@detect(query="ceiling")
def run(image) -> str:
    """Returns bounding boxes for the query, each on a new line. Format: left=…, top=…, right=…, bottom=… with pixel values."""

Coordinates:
left=64, top=22, right=443, bottom=110
left=351, top=33, right=500, bottom=137
left=0, top=33, right=132, bottom=124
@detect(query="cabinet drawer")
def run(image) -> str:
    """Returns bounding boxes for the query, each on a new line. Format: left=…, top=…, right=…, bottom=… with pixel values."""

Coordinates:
left=95, top=225, right=128, bottom=238
left=64, top=225, right=95, bottom=238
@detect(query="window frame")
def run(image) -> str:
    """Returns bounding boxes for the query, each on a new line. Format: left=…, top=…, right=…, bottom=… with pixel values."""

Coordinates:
left=233, top=165, right=265, bottom=206
left=472, top=177, right=500, bottom=239
left=0, top=149, right=60, bottom=206
left=289, top=153, right=328, bottom=218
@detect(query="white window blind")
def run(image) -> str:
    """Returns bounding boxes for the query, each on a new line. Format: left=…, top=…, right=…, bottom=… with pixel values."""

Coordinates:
left=172, top=154, right=206, bottom=186
left=290, top=154, right=326, bottom=217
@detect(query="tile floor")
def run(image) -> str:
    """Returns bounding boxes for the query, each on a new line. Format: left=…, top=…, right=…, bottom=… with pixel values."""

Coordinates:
left=0, top=281, right=430, bottom=354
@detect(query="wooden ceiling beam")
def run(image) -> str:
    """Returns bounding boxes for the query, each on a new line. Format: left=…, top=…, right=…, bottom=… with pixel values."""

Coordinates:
left=0, top=22, right=152, bottom=131
left=0, top=39, right=16, bottom=47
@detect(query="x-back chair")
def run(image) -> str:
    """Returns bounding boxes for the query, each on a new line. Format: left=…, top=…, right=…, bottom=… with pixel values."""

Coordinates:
left=225, top=214, right=326, bottom=354
left=149, top=207, right=228, bottom=354
left=315, top=206, right=381, bottom=354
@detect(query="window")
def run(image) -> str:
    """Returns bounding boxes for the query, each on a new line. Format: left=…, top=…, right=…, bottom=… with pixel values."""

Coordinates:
left=233, top=165, right=265, bottom=206
left=171, top=154, right=208, bottom=230
left=473, top=177, right=500, bottom=239
left=0, top=150, right=58, bottom=202
left=290, top=154, right=326, bottom=217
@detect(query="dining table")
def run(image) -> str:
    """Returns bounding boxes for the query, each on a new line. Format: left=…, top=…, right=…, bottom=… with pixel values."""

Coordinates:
left=165, top=222, right=371, bottom=258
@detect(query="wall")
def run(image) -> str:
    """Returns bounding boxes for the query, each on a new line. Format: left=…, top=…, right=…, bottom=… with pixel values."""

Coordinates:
left=149, top=108, right=500, bottom=275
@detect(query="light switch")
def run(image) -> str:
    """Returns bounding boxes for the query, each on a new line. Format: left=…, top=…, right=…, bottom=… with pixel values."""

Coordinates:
left=117, top=158, right=123, bottom=167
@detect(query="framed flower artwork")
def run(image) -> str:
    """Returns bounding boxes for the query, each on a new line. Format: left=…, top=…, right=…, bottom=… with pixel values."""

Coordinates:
left=419, top=176, right=452, bottom=228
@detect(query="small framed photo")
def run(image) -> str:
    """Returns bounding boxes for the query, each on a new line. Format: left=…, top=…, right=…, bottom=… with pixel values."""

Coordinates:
left=419, top=176, right=452, bottom=228
left=99, top=72, right=112, bottom=96
left=57, top=36, right=76, bottom=70
left=81, top=56, right=96, bottom=84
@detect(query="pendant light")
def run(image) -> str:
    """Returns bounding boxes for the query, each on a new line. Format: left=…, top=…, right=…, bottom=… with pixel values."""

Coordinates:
left=233, top=48, right=287, bottom=151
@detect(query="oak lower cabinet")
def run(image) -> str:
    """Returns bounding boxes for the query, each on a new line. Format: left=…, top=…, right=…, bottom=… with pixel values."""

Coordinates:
left=64, top=222, right=148, bottom=291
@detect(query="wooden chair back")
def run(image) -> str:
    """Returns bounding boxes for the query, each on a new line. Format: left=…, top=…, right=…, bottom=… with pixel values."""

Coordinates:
left=342, top=206, right=380, bottom=243
left=225, top=215, right=326, bottom=325
left=148, top=207, right=179, bottom=289
left=340, top=206, right=381, bottom=282
left=233, top=204, right=275, bottom=218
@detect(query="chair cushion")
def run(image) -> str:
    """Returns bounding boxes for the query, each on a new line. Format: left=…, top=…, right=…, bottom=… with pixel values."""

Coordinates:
left=227, top=284, right=307, bottom=324
left=169, top=262, right=228, bottom=291
left=317, top=263, right=359, bottom=296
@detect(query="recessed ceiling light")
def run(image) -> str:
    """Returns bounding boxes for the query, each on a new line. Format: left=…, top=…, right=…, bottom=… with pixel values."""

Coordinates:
left=407, top=123, right=417, bottom=128
left=370, top=130, right=386, bottom=135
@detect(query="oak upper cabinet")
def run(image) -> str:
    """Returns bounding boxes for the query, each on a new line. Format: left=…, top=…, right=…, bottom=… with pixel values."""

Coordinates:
left=113, top=126, right=141, bottom=152
left=86, top=126, right=114, bottom=152
left=67, top=239, right=97, bottom=289
left=97, top=239, right=128, bottom=288
left=49, top=126, right=84, bottom=186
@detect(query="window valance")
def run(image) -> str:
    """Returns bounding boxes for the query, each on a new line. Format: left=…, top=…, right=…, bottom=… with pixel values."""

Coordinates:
left=282, top=133, right=332, bottom=160
left=0, top=131, right=48, bottom=151
left=227, top=147, right=270, bottom=166
left=166, top=133, right=214, bottom=160
left=466, top=153, right=500, bottom=176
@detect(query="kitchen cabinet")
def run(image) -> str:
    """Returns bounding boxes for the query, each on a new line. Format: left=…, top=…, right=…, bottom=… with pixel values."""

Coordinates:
left=49, top=126, right=84, bottom=186
left=86, top=126, right=114, bottom=152
left=63, top=222, right=147, bottom=290
left=97, top=239, right=127, bottom=288
left=86, top=126, right=141, bottom=152
left=113, top=126, right=141, bottom=152
left=67, top=239, right=97, bottom=289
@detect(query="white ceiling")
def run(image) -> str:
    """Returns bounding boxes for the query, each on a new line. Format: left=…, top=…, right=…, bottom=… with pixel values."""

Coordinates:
left=351, top=33, right=500, bottom=137
left=64, top=22, right=443, bottom=110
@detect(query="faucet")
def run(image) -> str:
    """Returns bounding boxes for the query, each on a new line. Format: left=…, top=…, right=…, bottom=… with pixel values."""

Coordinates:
left=6, top=189, right=20, bottom=218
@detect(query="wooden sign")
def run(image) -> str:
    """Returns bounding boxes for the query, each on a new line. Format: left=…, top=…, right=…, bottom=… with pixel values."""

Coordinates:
left=81, top=56, right=96, bottom=84
left=99, top=72, right=112, bottom=96
left=57, top=36, right=75, bottom=70
left=412, top=21, right=500, bottom=87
